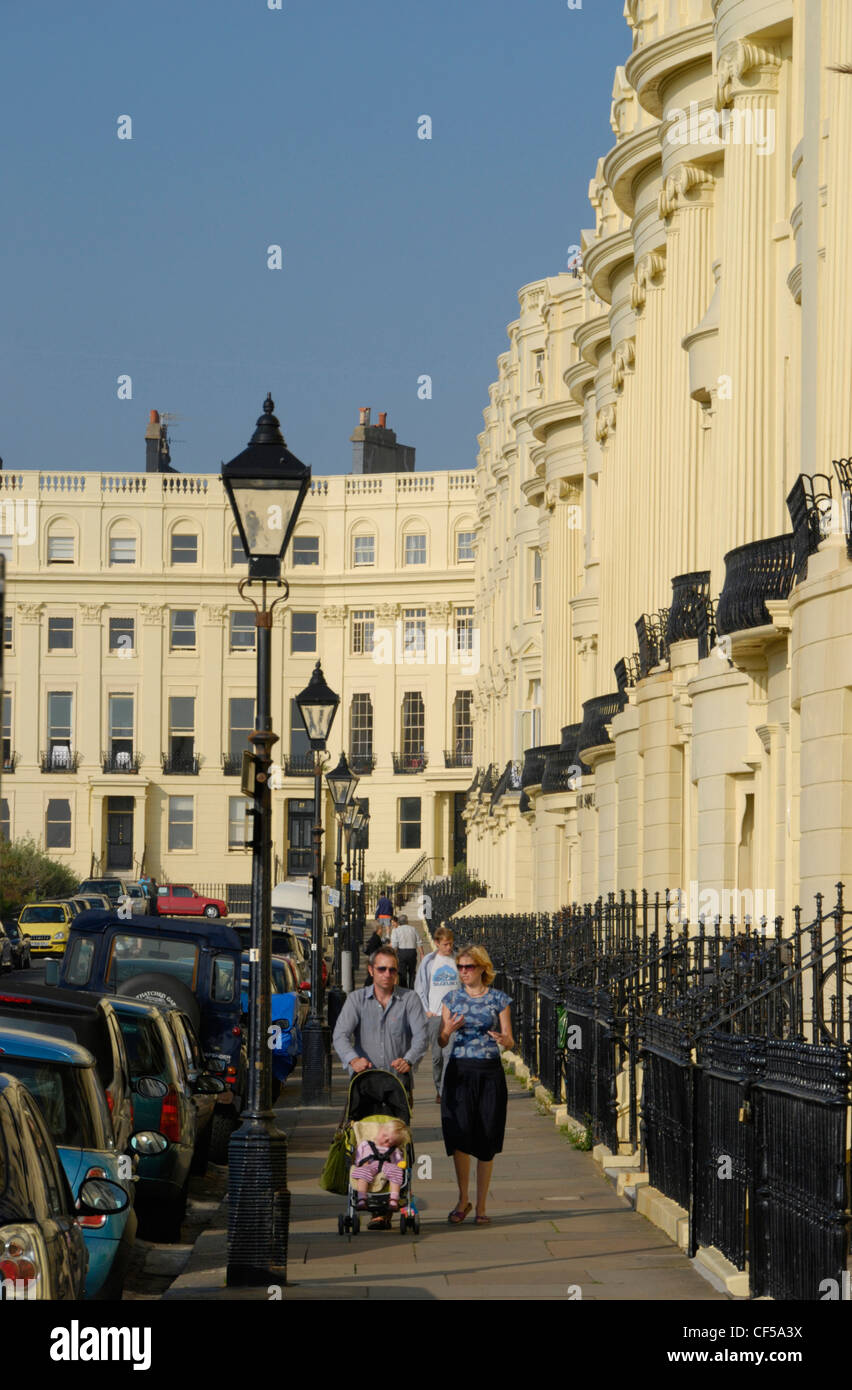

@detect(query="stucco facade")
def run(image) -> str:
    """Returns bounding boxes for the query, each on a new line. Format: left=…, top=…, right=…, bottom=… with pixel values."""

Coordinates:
left=467, top=0, right=852, bottom=925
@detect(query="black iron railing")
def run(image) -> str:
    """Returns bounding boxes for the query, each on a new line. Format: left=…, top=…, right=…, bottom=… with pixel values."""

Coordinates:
left=715, top=533, right=796, bottom=635
left=832, top=457, right=852, bottom=560
left=787, top=473, right=833, bottom=582
left=490, top=760, right=522, bottom=810
left=443, top=750, right=473, bottom=768
left=541, top=725, right=590, bottom=794
left=40, top=749, right=81, bottom=773
left=283, top=753, right=315, bottom=777
left=101, top=751, right=143, bottom=774
left=161, top=753, right=201, bottom=775
left=577, top=693, right=624, bottom=753
left=667, top=571, right=711, bottom=645
left=520, top=746, right=558, bottom=789
left=222, top=753, right=243, bottom=776
left=392, top=751, right=428, bottom=774
left=349, top=754, right=376, bottom=775
left=2, top=751, right=17, bottom=774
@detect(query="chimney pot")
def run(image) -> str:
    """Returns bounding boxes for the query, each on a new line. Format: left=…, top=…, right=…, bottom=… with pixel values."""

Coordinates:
left=149, top=409, right=160, bottom=423
left=379, top=412, right=387, bottom=428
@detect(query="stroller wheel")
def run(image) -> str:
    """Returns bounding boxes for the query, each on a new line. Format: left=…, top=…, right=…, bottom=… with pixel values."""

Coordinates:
left=413, top=1213, right=421, bottom=1234
left=399, top=1214, right=407, bottom=1234
left=338, top=1214, right=345, bottom=1236
left=352, top=1213, right=361, bottom=1235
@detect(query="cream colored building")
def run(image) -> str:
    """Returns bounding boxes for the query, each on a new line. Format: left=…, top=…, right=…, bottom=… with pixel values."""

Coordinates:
left=467, top=0, right=852, bottom=924
left=0, top=436, right=477, bottom=890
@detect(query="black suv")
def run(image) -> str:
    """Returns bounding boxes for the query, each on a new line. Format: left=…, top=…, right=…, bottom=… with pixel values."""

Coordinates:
left=46, top=910, right=246, bottom=1163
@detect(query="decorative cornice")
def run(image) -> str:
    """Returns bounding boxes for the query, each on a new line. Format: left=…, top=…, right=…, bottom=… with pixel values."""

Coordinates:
left=375, top=602, right=398, bottom=622
left=322, top=605, right=347, bottom=627
left=17, top=601, right=44, bottom=624
left=140, top=603, right=165, bottom=626
left=79, top=603, right=105, bottom=624
left=611, top=337, right=636, bottom=393
left=715, top=40, right=782, bottom=112
left=202, top=604, right=227, bottom=627
left=577, top=635, right=598, bottom=659
left=631, top=250, right=666, bottom=309
left=426, top=600, right=451, bottom=621
left=595, top=403, right=617, bottom=444
left=658, top=163, right=715, bottom=221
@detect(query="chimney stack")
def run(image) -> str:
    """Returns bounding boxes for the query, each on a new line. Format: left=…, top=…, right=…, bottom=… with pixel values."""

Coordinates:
left=349, top=406, right=415, bottom=475
left=145, top=409, right=176, bottom=473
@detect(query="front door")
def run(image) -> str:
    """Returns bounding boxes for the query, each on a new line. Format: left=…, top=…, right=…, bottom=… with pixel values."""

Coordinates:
left=287, top=798, right=314, bottom=876
left=106, top=796, right=134, bottom=871
left=453, top=792, right=467, bottom=868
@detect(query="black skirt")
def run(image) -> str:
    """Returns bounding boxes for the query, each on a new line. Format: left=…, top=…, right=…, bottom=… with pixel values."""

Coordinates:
left=441, top=1057, right=508, bottom=1162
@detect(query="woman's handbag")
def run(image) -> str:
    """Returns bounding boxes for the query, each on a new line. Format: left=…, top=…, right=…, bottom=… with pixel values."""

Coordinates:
left=318, top=1125, right=351, bottom=1194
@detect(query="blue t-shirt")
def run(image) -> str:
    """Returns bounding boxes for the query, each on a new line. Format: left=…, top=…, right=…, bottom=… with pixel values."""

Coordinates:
left=443, top=987, right=512, bottom=1060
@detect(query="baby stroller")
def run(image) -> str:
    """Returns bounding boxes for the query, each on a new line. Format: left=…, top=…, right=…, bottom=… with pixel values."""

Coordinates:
left=336, top=1069, right=420, bottom=1235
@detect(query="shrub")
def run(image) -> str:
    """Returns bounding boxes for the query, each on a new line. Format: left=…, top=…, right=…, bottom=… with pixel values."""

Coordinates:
left=0, top=836, right=79, bottom=917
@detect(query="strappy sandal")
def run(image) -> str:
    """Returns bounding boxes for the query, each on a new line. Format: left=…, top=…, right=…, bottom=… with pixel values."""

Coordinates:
left=448, top=1202, right=472, bottom=1224
left=355, top=1198, right=368, bottom=1211
left=389, top=1198, right=400, bottom=1212
left=474, top=1213, right=491, bottom=1225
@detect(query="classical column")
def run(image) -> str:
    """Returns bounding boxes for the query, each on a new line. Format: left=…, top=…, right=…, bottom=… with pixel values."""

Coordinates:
left=819, top=5, right=852, bottom=461
left=543, top=480, right=582, bottom=739
left=712, top=40, right=783, bottom=575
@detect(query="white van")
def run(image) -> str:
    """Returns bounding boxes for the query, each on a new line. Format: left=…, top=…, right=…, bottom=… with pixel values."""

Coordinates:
left=271, top=879, right=336, bottom=947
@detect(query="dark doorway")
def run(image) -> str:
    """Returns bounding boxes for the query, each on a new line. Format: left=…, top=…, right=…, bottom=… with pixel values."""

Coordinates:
left=106, top=796, right=134, bottom=871
left=453, top=792, right=467, bottom=868
left=287, top=797, right=314, bottom=876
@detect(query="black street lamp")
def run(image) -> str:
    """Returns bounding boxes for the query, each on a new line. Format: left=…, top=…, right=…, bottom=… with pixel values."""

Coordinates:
left=352, top=802, right=369, bottom=970
left=326, top=752, right=359, bottom=1024
left=221, top=393, right=310, bottom=1288
left=296, top=660, right=340, bottom=1104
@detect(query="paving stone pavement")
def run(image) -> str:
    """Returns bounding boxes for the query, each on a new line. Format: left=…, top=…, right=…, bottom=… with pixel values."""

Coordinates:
left=165, top=1059, right=729, bottom=1302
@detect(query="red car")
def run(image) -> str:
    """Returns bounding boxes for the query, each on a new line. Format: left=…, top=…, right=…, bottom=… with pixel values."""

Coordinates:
left=156, top=885, right=227, bottom=918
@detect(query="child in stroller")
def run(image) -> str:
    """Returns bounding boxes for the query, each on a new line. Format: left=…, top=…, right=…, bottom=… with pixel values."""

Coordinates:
left=337, top=1069, right=421, bottom=1235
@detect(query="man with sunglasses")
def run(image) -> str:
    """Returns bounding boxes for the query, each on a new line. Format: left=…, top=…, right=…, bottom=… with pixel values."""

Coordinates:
left=332, top=946, right=428, bottom=1096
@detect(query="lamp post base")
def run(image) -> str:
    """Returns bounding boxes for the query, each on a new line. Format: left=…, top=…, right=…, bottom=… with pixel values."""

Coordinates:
left=326, top=983, right=346, bottom=1032
left=226, top=1112, right=290, bottom=1287
left=301, top=1015, right=333, bottom=1105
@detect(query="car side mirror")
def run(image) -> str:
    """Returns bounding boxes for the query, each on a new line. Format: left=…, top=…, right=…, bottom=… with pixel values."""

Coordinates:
left=44, top=960, right=59, bottom=986
left=133, top=1075, right=169, bottom=1099
left=129, top=1130, right=169, bottom=1156
left=77, top=1178, right=129, bottom=1216
left=193, top=1074, right=226, bottom=1095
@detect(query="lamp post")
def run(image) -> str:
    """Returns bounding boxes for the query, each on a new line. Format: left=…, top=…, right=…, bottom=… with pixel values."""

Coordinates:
left=221, top=393, right=310, bottom=1288
left=296, top=660, right=339, bottom=1105
left=325, top=751, right=359, bottom=1025
left=352, top=803, right=369, bottom=971
left=341, top=799, right=360, bottom=989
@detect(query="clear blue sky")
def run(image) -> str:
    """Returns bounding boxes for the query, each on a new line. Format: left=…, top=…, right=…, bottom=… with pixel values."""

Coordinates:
left=1, top=1, right=628, bottom=478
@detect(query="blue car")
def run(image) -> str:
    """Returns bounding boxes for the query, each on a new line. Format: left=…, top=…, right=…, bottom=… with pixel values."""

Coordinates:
left=0, top=1025, right=136, bottom=1300
left=239, top=955, right=302, bottom=1089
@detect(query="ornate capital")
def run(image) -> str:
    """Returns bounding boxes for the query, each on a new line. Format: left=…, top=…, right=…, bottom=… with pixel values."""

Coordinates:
left=375, top=602, right=398, bottom=623
left=630, top=251, right=666, bottom=309
left=140, top=603, right=165, bottom=626
left=426, top=600, right=451, bottom=622
left=610, top=65, right=637, bottom=142
left=577, top=636, right=598, bottom=659
left=595, top=403, right=617, bottom=444
left=322, top=605, right=347, bottom=628
left=202, top=604, right=227, bottom=627
left=716, top=40, right=782, bottom=111
left=16, top=601, right=44, bottom=624
left=611, top=337, right=636, bottom=393
left=79, top=603, right=105, bottom=624
left=658, top=164, right=715, bottom=221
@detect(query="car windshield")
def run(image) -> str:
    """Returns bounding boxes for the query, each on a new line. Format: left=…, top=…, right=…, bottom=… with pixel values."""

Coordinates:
left=0, top=1059, right=106, bottom=1148
left=270, top=960, right=291, bottom=994
left=117, top=1016, right=169, bottom=1079
left=21, top=907, right=66, bottom=923
left=4, top=922, right=21, bottom=942
left=106, top=935, right=199, bottom=990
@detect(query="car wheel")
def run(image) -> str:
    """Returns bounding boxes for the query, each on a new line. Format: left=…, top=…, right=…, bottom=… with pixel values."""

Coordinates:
left=208, top=1108, right=238, bottom=1165
left=139, top=1182, right=187, bottom=1243
left=190, top=1119, right=213, bottom=1176
left=203, top=905, right=220, bottom=918
left=116, top=971, right=201, bottom=1030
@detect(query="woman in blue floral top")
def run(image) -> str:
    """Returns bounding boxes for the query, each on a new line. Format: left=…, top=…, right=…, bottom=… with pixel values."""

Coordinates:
left=438, top=944, right=513, bottom=1225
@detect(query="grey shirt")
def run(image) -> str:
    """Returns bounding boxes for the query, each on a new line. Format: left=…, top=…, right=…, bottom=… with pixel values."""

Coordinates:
left=332, top=985, right=428, bottom=1073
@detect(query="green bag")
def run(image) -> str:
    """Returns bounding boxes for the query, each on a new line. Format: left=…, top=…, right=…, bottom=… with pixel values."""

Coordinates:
left=319, top=1125, right=351, bottom=1195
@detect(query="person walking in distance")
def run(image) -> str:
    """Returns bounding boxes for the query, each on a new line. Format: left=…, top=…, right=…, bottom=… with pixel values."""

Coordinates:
left=391, top=913, right=419, bottom=989
left=439, top=944, right=513, bottom=1225
left=414, top=925, right=460, bottom=1102
left=375, top=890, right=394, bottom=935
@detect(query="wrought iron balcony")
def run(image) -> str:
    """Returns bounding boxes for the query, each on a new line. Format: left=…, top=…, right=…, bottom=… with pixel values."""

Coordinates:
left=2, top=751, right=17, bottom=774
left=832, top=458, right=852, bottom=560
left=787, top=473, right=833, bottom=582
left=490, top=759, right=522, bottom=811
left=283, top=753, right=316, bottom=777
left=715, top=533, right=796, bottom=636
left=520, top=745, right=559, bottom=789
left=349, top=754, right=376, bottom=775
left=161, top=753, right=201, bottom=775
left=392, top=751, right=428, bottom=774
left=667, top=571, right=712, bottom=645
left=577, top=692, right=625, bottom=753
left=541, top=725, right=591, bottom=794
left=636, top=611, right=670, bottom=677
left=443, top=749, right=473, bottom=768
left=40, top=748, right=81, bottom=773
left=101, top=751, right=143, bottom=774
left=222, top=753, right=243, bottom=776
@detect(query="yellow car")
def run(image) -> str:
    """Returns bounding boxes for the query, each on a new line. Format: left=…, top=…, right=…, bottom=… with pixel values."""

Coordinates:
left=16, top=901, right=76, bottom=955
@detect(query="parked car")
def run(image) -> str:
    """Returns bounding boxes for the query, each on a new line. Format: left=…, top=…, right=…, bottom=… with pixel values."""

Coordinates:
left=156, top=885, right=228, bottom=918
left=0, top=925, right=13, bottom=975
left=46, top=910, right=246, bottom=1165
left=159, top=1008, right=223, bottom=1175
left=76, top=879, right=144, bottom=917
left=233, top=922, right=326, bottom=987
left=0, top=1025, right=143, bottom=1299
left=16, top=902, right=77, bottom=957
left=0, top=984, right=135, bottom=1154
left=110, top=999, right=199, bottom=1240
left=239, top=954, right=304, bottom=1097
left=0, top=1071, right=126, bottom=1300
left=71, top=895, right=112, bottom=914
left=2, top=919, right=31, bottom=971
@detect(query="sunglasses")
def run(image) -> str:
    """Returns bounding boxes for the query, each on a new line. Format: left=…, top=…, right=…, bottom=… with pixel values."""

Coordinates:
left=458, top=963, right=480, bottom=971
left=373, top=966, right=398, bottom=974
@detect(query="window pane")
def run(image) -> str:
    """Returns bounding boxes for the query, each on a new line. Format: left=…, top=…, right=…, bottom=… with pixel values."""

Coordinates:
left=351, top=610, right=375, bottom=655
left=290, top=697, right=311, bottom=757
left=170, top=610, right=196, bottom=649
left=168, top=796, right=194, bottom=850
left=46, top=798, right=72, bottom=849
left=229, top=698, right=255, bottom=757
left=403, top=609, right=426, bottom=654
left=456, top=531, right=475, bottom=561
left=350, top=694, right=373, bottom=758
left=453, top=690, right=473, bottom=754
left=108, top=617, right=135, bottom=653
left=47, top=535, right=74, bottom=563
left=109, top=695, right=134, bottom=739
left=0, top=535, right=12, bottom=562
left=231, top=532, right=247, bottom=565
left=292, top=536, right=319, bottom=566
left=47, top=692, right=72, bottom=739
left=399, top=797, right=421, bottom=850
left=353, top=535, right=375, bottom=566
left=404, top=534, right=426, bottom=565
left=171, top=533, right=198, bottom=563
left=454, top=606, right=474, bottom=654
left=0, top=798, right=9, bottom=841
left=47, top=617, right=74, bottom=651
left=2, top=614, right=11, bottom=650
left=401, top=692, right=424, bottom=754
left=229, top=611, right=255, bottom=651
left=291, top=612, right=317, bottom=654
left=228, top=796, right=250, bottom=848
left=169, top=696, right=195, bottom=732
left=109, top=536, right=136, bottom=565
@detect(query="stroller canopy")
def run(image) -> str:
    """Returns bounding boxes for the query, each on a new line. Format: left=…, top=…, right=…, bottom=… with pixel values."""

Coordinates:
left=345, top=1069, right=411, bottom=1124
